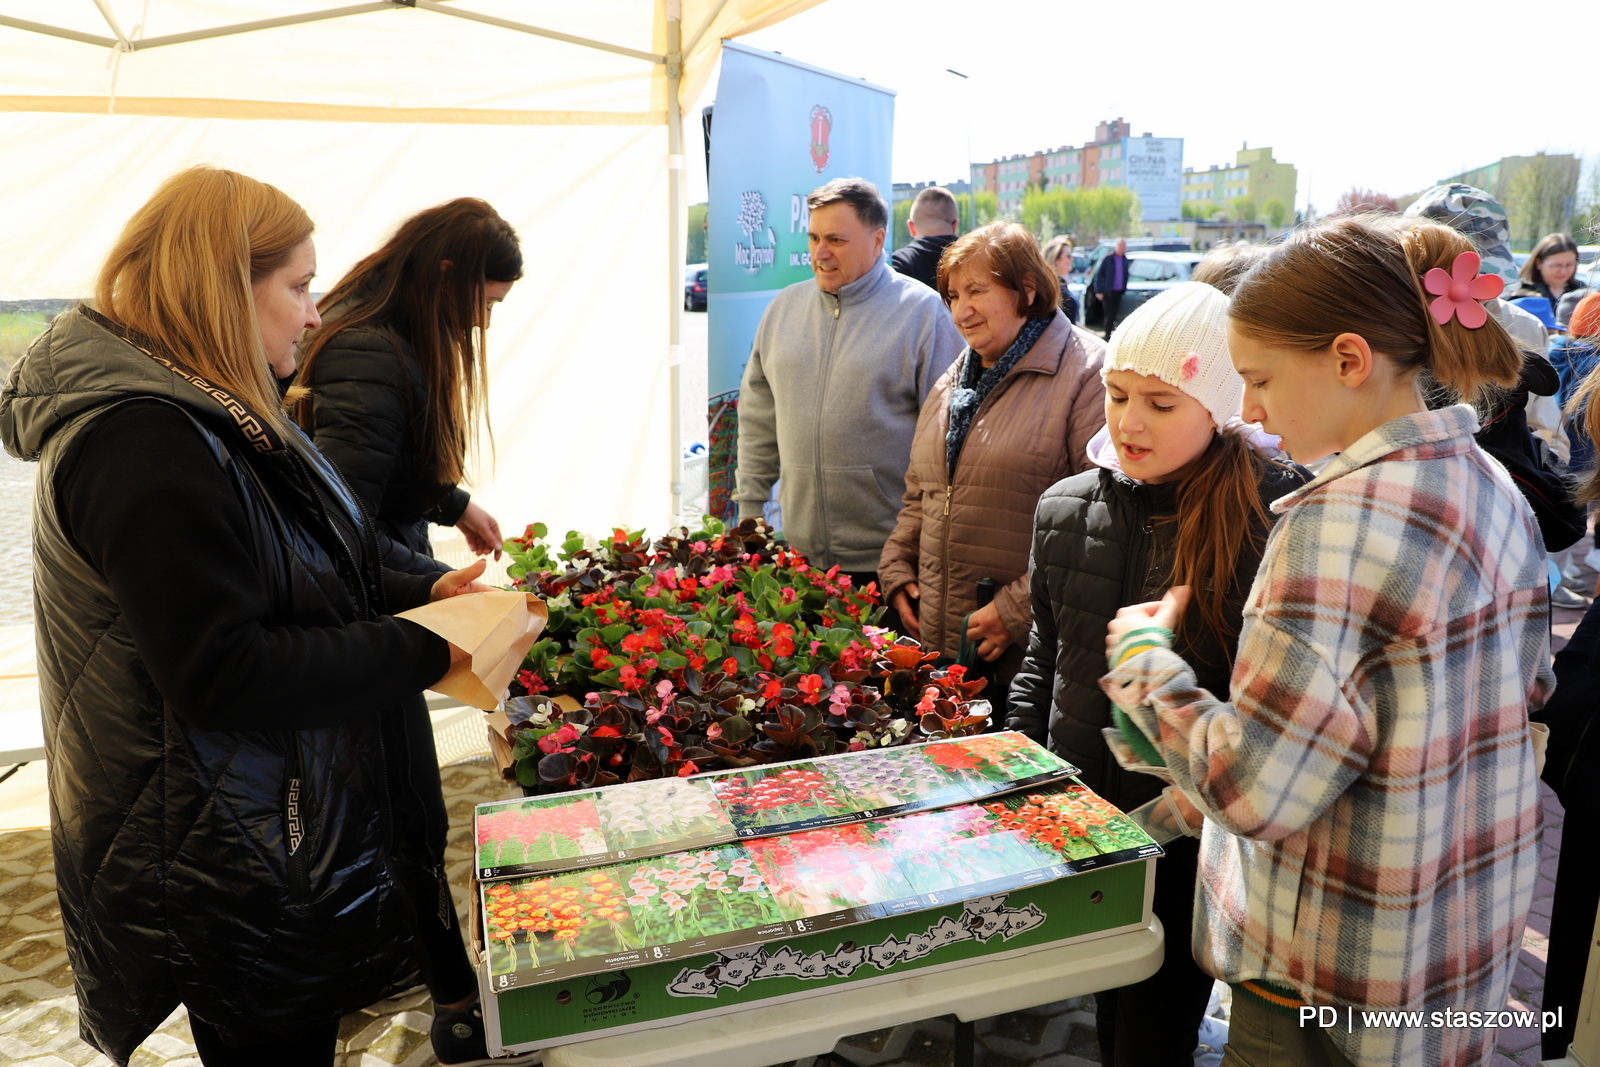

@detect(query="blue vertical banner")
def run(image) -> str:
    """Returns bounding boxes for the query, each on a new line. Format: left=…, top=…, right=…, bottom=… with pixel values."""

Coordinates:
left=705, top=42, right=894, bottom=521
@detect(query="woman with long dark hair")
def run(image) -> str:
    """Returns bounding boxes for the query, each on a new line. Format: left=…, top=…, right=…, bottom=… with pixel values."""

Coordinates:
left=291, top=198, right=532, bottom=1066
left=293, top=197, right=523, bottom=567
left=1514, top=231, right=1587, bottom=309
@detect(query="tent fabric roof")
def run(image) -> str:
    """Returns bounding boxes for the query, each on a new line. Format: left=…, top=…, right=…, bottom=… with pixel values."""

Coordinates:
left=0, top=0, right=824, bottom=537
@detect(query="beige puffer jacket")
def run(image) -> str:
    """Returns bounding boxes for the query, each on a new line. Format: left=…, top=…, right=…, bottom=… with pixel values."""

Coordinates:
left=878, top=312, right=1106, bottom=685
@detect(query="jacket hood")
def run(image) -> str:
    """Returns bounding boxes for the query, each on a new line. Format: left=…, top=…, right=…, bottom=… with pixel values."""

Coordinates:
left=1, top=306, right=285, bottom=462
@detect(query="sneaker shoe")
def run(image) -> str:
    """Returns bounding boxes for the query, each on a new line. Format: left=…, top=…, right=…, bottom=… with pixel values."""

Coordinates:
left=1552, top=585, right=1592, bottom=610
left=430, top=998, right=541, bottom=1067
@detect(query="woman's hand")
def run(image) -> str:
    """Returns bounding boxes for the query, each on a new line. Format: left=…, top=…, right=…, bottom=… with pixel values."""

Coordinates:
left=1105, top=586, right=1192, bottom=657
left=965, top=601, right=1012, bottom=662
left=431, top=558, right=493, bottom=602
left=891, top=582, right=922, bottom=641
left=456, top=500, right=503, bottom=560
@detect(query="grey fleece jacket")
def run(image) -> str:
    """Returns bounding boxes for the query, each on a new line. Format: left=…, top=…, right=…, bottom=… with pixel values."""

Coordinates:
left=735, top=260, right=963, bottom=572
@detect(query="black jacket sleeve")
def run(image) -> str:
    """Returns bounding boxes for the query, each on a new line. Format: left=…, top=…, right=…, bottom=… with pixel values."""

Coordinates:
left=1005, top=516, right=1056, bottom=744
left=303, top=332, right=411, bottom=519
left=58, top=401, right=451, bottom=731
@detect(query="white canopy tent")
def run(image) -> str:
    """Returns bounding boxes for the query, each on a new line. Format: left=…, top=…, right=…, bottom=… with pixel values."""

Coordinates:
left=0, top=0, right=824, bottom=536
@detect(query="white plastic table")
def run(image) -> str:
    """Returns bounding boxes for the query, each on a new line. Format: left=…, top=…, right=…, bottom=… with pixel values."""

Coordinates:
left=542, top=919, right=1164, bottom=1067
left=0, top=623, right=43, bottom=766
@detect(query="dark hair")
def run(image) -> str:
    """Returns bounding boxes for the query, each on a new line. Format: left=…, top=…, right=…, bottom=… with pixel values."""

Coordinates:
left=936, top=222, right=1060, bottom=318
left=1164, top=428, right=1282, bottom=645
left=1521, top=232, right=1580, bottom=286
left=807, top=178, right=888, bottom=232
left=1190, top=242, right=1268, bottom=296
left=1229, top=215, right=1521, bottom=405
left=909, top=186, right=959, bottom=227
left=293, top=197, right=522, bottom=484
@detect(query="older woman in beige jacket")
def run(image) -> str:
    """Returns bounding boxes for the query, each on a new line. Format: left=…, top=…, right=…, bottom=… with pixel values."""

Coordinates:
left=879, top=223, right=1106, bottom=704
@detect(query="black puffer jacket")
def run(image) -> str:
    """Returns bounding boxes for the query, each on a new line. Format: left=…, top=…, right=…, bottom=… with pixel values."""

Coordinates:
left=299, top=322, right=470, bottom=568
left=1006, top=443, right=1307, bottom=811
left=0, top=308, right=450, bottom=1063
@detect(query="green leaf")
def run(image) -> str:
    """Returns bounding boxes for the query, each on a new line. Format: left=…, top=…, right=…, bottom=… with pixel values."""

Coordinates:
left=599, top=623, right=632, bottom=646
left=531, top=522, right=548, bottom=540
left=514, top=756, right=542, bottom=787
left=658, top=652, right=689, bottom=671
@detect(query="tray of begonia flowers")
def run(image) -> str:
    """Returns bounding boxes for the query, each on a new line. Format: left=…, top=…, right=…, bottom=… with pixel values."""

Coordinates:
left=476, top=766, right=1164, bottom=991
left=494, top=518, right=1001, bottom=796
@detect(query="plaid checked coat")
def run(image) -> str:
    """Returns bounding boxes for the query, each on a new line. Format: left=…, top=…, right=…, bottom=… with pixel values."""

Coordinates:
left=1103, top=405, right=1553, bottom=1067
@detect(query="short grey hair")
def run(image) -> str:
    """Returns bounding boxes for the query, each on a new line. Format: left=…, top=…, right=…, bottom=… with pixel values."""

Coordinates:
left=807, top=178, right=888, bottom=232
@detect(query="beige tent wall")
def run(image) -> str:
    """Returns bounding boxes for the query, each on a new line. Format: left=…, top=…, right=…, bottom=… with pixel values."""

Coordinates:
left=0, top=0, right=824, bottom=537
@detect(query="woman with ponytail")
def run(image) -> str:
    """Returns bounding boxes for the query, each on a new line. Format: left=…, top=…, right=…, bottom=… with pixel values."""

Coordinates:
left=1104, top=216, right=1552, bottom=1067
left=1008, top=281, right=1309, bottom=1066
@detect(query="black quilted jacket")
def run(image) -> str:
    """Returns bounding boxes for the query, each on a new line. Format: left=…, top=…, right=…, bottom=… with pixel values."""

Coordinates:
left=1006, top=451, right=1307, bottom=810
left=299, top=321, right=470, bottom=570
left=0, top=308, right=448, bottom=1063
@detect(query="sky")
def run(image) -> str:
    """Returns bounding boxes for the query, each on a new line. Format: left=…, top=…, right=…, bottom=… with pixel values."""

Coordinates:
left=686, top=0, right=1600, bottom=215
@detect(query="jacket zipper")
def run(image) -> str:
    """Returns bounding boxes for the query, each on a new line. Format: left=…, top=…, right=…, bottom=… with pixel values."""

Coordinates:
left=814, top=291, right=841, bottom=561
left=938, top=357, right=1040, bottom=650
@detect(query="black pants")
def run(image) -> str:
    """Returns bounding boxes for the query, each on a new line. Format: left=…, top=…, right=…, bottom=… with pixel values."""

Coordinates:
left=1535, top=597, right=1600, bottom=1059
left=1101, top=290, right=1125, bottom=339
left=190, top=1014, right=339, bottom=1067
left=387, top=693, right=480, bottom=1006
left=1095, top=834, right=1215, bottom=1066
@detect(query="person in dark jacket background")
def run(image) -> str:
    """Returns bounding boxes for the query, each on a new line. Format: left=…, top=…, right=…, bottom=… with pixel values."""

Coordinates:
left=1008, top=282, right=1309, bottom=1066
left=1090, top=238, right=1130, bottom=339
left=1512, top=231, right=1587, bottom=309
left=292, top=197, right=522, bottom=568
left=0, top=167, right=505, bottom=1066
left=891, top=185, right=960, bottom=291
left=1041, top=234, right=1082, bottom=325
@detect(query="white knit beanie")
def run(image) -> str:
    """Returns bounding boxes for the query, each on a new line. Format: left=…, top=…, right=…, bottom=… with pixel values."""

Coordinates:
left=1101, top=281, right=1242, bottom=429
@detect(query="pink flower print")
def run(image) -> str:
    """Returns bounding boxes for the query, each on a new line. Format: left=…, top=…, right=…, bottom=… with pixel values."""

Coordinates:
left=1423, top=250, right=1501, bottom=329
left=1180, top=353, right=1200, bottom=380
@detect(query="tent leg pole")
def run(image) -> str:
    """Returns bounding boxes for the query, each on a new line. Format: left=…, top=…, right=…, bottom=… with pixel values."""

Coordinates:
left=666, top=0, right=686, bottom=528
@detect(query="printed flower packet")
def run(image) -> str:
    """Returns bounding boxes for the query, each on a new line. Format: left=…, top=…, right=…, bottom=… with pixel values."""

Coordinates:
left=479, top=778, right=1160, bottom=992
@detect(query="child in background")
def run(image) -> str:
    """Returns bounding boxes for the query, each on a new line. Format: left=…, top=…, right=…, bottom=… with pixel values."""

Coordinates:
left=1007, top=281, right=1308, bottom=1067
left=1105, top=216, right=1551, bottom=1067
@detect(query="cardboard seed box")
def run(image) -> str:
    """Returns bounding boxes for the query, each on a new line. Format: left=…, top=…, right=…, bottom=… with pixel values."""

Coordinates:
left=475, top=857, right=1155, bottom=1055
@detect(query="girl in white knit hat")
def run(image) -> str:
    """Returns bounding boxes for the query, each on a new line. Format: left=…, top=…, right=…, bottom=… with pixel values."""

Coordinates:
left=1007, top=280, right=1309, bottom=1067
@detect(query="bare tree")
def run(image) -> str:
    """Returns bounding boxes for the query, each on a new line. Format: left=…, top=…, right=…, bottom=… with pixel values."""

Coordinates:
left=1332, top=187, right=1399, bottom=216
left=1507, top=154, right=1577, bottom=247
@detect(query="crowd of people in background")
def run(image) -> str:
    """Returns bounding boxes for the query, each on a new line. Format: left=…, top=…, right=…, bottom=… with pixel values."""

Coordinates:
left=738, top=175, right=1599, bottom=1067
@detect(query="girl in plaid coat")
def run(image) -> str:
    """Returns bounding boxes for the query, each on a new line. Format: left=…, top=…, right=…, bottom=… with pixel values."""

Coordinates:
left=1104, top=216, right=1553, bottom=1067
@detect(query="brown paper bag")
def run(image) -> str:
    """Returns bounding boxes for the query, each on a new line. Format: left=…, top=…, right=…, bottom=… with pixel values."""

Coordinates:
left=397, top=590, right=548, bottom=710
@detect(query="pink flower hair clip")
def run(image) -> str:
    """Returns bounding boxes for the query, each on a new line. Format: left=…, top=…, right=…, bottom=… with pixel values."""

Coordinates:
left=1422, top=250, right=1501, bottom=329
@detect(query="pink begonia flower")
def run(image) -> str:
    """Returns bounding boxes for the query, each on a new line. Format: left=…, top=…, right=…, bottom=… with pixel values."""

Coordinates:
left=1423, top=250, right=1501, bottom=329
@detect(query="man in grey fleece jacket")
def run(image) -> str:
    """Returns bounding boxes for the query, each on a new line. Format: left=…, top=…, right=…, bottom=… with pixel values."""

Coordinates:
left=736, top=178, right=963, bottom=581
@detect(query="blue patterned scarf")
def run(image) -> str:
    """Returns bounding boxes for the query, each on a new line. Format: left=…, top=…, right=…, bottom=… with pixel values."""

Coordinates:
left=945, top=315, right=1052, bottom=477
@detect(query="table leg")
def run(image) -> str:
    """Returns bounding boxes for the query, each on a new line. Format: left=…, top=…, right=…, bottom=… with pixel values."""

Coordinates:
left=954, top=1018, right=975, bottom=1067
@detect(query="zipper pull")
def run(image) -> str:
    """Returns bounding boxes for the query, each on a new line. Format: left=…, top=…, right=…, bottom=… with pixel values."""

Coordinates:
left=833, top=300, right=840, bottom=320
left=943, top=485, right=952, bottom=516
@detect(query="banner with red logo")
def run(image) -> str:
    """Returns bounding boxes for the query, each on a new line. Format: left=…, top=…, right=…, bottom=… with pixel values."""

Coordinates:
left=704, top=42, right=894, bottom=520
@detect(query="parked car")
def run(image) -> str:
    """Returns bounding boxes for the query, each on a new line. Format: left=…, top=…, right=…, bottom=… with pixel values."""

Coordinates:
left=1081, top=250, right=1205, bottom=331
left=684, top=264, right=707, bottom=311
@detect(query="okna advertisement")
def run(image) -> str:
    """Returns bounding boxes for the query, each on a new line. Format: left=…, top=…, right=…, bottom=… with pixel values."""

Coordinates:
left=705, top=42, right=894, bottom=518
